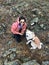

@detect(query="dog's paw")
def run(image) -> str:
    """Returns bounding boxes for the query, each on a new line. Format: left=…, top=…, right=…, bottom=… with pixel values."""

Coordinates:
left=26, top=42, right=28, bottom=44
left=37, top=43, right=43, bottom=49
left=30, top=47, right=36, bottom=49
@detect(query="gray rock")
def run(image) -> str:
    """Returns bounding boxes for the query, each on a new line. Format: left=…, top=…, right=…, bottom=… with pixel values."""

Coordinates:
left=0, top=25, right=4, bottom=35
left=32, top=8, right=42, bottom=15
left=2, top=48, right=16, bottom=57
left=40, top=24, right=47, bottom=30
left=12, top=61, right=20, bottom=65
left=47, top=33, right=49, bottom=38
left=42, top=61, right=49, bottom=65
left=9, top=8, right=13, bottom=15
left=43, top=27, right=46, bottom=30
left=31, top=17, right=38, bottom=26
left=2, top=50, right=12, bottom=57
left=20, top=57, right=31, bottom=63
left=4, top=59, right=20, bottom=65
left=10, top=52, right=16, bottom=60
left=7, top=40, right=13, bottom=45
left=0, top=59, right=3, bottom=65
left=22, top=60, right=40, bottom=65
left=14, top=2, right=29, bottom=13
left=40, top=24, right=44, bottom=28
left=9, top=48, right=16, bottom=52
left=6, top=0, right=11, bottom=3
left=0, top=23, right=7, bottom=35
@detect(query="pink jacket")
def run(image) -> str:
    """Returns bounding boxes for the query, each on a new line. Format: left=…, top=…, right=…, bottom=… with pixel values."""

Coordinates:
left=11, top=17, right=27, bottom=34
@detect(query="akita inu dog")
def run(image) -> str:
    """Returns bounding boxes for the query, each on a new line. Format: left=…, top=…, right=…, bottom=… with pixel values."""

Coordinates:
left=26, top=29, right=43, bottom=49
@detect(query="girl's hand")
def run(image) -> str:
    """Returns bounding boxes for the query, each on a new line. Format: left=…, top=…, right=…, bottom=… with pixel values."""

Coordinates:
left=19, top=33, right=23, bottom=35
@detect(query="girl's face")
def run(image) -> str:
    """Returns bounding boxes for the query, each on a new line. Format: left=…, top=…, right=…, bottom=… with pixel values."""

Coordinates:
left=20, top=19, right=25, bottom=26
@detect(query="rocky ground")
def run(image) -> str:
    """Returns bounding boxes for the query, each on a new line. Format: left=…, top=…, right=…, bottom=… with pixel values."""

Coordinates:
left=0, top=0, right=49, bottom=65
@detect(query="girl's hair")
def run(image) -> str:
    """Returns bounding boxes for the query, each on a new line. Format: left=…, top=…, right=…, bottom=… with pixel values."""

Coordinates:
left=19, top=16, right=26, bottom=22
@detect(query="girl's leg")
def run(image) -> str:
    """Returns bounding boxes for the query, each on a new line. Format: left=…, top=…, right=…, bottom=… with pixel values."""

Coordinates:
left=14, top=34, right=21, bottom=42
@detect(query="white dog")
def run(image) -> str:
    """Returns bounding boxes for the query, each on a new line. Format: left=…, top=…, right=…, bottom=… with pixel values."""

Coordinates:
left=26, top=29, right=43, bottom=49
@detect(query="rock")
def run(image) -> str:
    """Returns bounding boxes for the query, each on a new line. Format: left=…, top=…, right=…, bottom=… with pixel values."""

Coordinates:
left=29, top=17, right=39, bottom=30
left=2, top=48, right=17, bottom=57
left=39, top=24, right=47, bottom=30
left=0, top=44, right=3, bottom=49
left=9, top=48, right=16, bottom=52
left=2, top=50, right=12, bottom=57
left=6, top=0, right=12, bottom=4
left=14, top=2, right=29, bottom=13
left=42, top=61, right=49, bottom=65
left=0, top=23, right=7, bottom=34
left=30, top=17, right=38, bottom=26
left=1, top=47, right=4, bottom=51
left=47, top=33, right=49, bottom=37
left=0, top=25, right=4, bottom=34
left=40, top=24, right=44, bottom=28
left=20, top=57, right=31, bottom=63
left=10, top=52, right=16, bottom=60
left=10, top=42, right=17, bottom=49
left=9, top=8, right=13, bottom=15
left=32, top=8, right=42, bottom=15
left=0, top=59, right=3, bottom=65
left=43, top=27, right=46, bottom=30
left=7, top=40, right=13, bottom=45
left=22, top=60, right=40, bottom=65
left=4, top=59, right=20, bottom=65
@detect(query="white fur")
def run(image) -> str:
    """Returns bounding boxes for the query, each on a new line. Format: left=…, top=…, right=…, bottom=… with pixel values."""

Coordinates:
left=26, top=29, right=43, bottom=49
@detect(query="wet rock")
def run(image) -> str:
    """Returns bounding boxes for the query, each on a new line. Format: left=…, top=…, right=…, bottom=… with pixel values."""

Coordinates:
left=8, top=7, right=13, bottom=15
left=4, top=59, right=21, bottom=65
left=20, top=57, right=31, bottom=63
left=40, top=24, right=44, bottom=28
left=10, top=52, right=16, bottom=61
left=47, top=33, right=49, bottom=38
left=30, top=17, right=39, bottom=26
left=14, top=2, right=29, bottom=13
left=46, top=38, right=49, bottom=44
left=0, top=59, right=3, bottom=65
left=0, top=23, right=7, bottom=35
left=22, top=60, right=40, bottom=65
left=7, top=40, right=13, bottom=45
left=2, top=50, right=12, bottom=57
left=6, top=0, right=12, bottom=4
left=39, top=24, right=46, bottom=30
left=0, top=25, right=4, bottom=35
left=2, top=48, right=17, bottom=64
left=1, top=23, right=7, bottom=32
left=9, top=42, right=17, bottom=49
left=29, top=17, right=39, bottom=30
left=3, top=0, right=12, bottom=5
left=9, top=48, right=16, bottom=52
left=42, top=61, right=49, bottom=65
left=2, top=47, right=17, bottom=57
left=32, top=8, right=42, bottom=16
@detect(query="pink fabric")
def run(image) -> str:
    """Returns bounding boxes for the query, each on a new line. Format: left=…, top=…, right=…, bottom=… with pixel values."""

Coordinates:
left=11, top=17, right=27, bottom=34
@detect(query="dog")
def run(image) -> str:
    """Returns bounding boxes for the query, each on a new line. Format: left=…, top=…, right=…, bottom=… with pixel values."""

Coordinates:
left=26, top=29, right=43, bottom=49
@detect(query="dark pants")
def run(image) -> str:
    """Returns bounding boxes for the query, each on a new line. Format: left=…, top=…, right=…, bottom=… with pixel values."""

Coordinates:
left=13, top=33, right=26, bottom=43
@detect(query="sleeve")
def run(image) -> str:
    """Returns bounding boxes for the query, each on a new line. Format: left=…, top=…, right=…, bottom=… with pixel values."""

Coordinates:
left=11, top=17, right=20, bottom=34
left=11, top=23, right=19, bottom=34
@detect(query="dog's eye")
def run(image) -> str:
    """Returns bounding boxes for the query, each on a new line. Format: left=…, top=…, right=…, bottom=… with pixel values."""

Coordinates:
left=26, top=35, right=28, bottom=37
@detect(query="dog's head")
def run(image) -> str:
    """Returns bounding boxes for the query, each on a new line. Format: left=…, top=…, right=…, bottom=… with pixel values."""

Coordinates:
left=26, top=29, right=35, bottom=41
